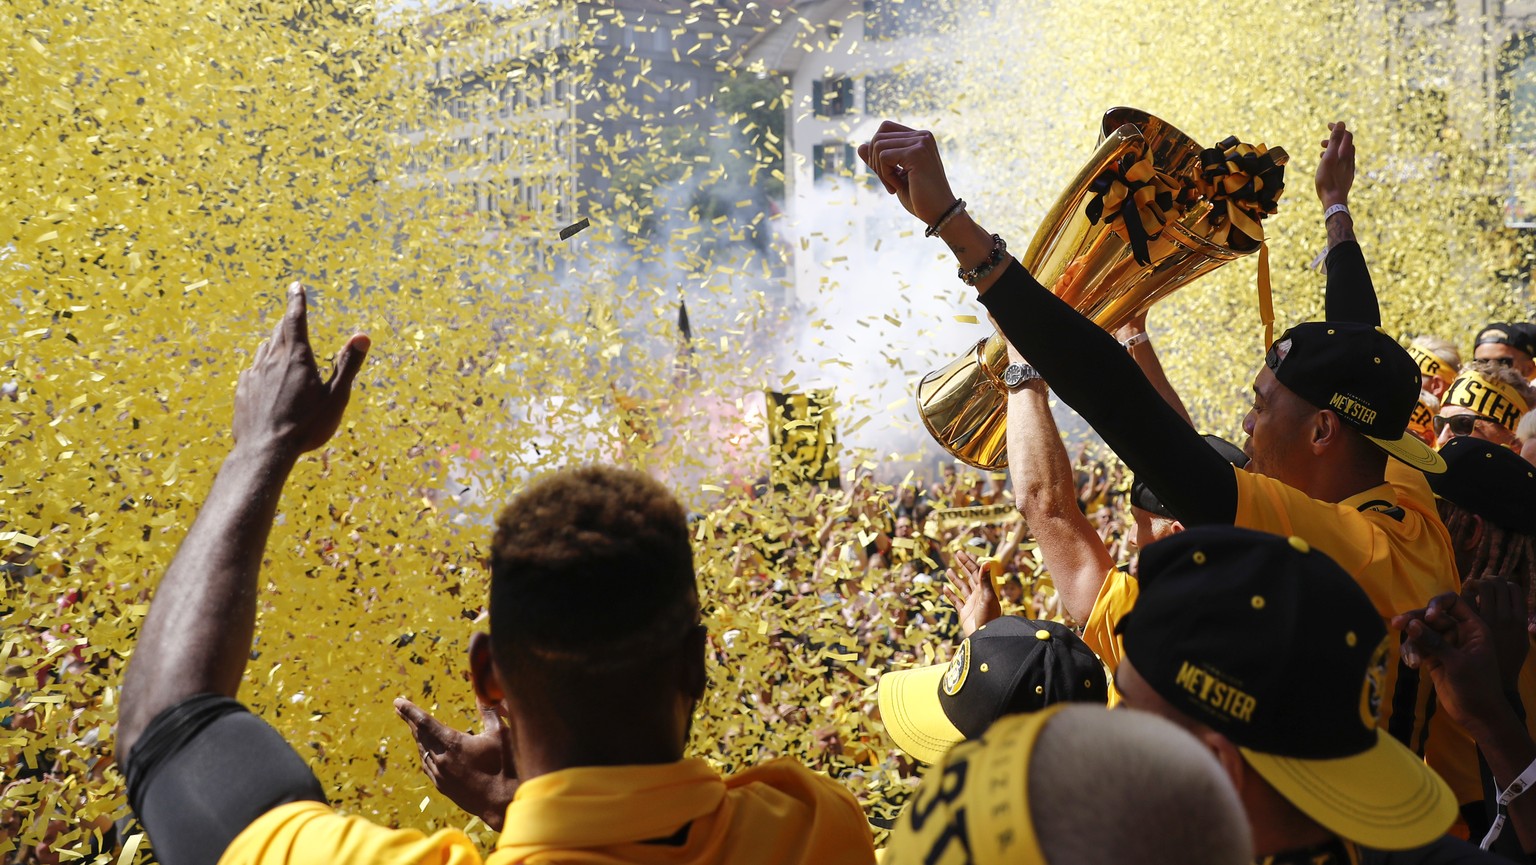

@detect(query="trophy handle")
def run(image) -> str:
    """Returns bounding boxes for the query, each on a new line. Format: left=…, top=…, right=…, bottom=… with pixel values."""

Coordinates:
left=1020, top=121, right=1148, bottom=279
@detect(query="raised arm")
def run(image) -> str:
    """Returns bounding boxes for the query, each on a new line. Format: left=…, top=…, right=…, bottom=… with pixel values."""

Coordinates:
left=858, top=122, right=1236, bottom=526
left=999, top=342, right=1114, bottom=623
left=118, top=284, right=369, bottom=758
left=1113, top=312, right=1194, bottom=427
left=1316, top=122, right=1380, bottom=326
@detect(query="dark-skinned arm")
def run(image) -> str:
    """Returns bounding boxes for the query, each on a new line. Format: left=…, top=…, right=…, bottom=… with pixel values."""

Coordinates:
left=1396, top=588, right=1536, bottom=855
left=1316, top=121, right=1381, bottom=326
left=117, top=284, right=369, bottom=760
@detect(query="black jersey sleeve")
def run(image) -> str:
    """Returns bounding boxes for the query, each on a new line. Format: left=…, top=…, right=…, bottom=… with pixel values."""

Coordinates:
left=1323, top=241, right=1381, bottom=326
left=977, top=260, right=1237, bottom=525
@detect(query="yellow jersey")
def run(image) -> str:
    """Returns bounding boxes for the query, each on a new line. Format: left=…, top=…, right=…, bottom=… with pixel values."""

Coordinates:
left=219, top=757, right=877, bottom=865
left=1232, top=461, right=1476, bottom=804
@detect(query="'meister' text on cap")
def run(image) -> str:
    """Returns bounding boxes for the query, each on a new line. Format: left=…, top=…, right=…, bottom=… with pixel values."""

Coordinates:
left=1327, top=393, right=1378, bottom=426
left=1175, top=661, right=1257, bottom=723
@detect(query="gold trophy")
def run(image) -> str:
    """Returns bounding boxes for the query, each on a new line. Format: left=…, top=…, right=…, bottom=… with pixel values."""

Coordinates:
left=917, top=107, right=1286, bottom=470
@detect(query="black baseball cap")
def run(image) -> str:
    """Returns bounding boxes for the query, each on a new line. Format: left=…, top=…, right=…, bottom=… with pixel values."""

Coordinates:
left=1476, top=322, right=1536, bottom=359
left=1130, top=434, right=1249, bottom=518
left=878, top=616, right=1106, bottom=764
left=1265, top=321, right=1446, bottom=473
left=1429, top=436, right=1536, bottom=536
left=1120, top=526, right=1456, bottom=849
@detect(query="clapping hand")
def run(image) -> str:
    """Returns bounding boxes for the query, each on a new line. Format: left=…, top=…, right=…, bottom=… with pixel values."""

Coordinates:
left=1393, top=591, right=1509, bottom=734
left=394, top=697, right=519, bottom=831
left=942, top=549, right=1003, bottom=638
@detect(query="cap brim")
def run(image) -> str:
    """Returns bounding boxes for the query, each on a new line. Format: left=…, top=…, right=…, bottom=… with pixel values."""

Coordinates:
left=877, top=663, right=964, bottom=765
left=1366, top=431, right=1447, bottom=474
left=1241, top=730, right=1456, bottom=850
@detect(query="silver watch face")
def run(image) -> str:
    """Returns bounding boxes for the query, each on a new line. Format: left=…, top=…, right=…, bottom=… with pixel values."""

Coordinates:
left=1003, top=363, right=1031, bottom=388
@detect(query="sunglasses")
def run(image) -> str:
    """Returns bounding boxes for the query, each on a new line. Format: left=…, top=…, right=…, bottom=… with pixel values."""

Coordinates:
left=1485, top=356, right=1516, bottom=368
left=1432, top=414, right=1484, bottom=436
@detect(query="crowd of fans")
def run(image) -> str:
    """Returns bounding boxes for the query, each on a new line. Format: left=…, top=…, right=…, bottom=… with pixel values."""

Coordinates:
left=12, top=117, right=1536, bottom=865
left=2, top=427, right=1140, bottom=862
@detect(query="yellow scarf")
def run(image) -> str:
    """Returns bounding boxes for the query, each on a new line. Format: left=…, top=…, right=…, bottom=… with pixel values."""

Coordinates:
left=489, top=758, right=875, bottom=865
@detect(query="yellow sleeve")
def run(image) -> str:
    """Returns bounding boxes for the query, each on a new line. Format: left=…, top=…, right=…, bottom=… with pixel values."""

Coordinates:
left=1082, top=568, right=1134, bottom=675
left=1083, top=568, right=1136, bottom=707
left=1384, top=457, right=1437, bottom=513
left=219, top=801, right=484, bottom=865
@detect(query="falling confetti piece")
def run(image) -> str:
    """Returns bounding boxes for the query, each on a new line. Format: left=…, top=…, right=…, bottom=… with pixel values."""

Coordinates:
left=7, top=1, right=1533, bottom=858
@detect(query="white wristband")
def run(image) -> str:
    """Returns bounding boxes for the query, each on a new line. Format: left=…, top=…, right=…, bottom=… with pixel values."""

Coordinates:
left=1479, top=755, right=1536, bottom=850
left=1323, top=203, right=1350, bottom=221
left=1120, top=333, right=1150, bottom=351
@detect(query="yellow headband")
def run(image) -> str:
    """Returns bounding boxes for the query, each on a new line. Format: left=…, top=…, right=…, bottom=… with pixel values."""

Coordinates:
left=885, top=705, right=1055, bottom=865
left=1406, top=344, right=1457, bottom=387
left=1443, top=370, right=1528, bottom=432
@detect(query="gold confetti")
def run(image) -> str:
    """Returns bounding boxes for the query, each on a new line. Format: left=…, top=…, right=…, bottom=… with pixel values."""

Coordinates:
left=6, top=1, right=1531, bottom=859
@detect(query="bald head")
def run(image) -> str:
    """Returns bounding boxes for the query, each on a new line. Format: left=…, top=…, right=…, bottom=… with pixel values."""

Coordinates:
left=886, top=704, right=1251, bottom=865
left=1031, top=706, right=1252, bottom=864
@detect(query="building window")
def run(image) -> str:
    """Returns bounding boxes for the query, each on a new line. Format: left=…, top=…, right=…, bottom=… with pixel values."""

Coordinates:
left=812, top=142, right=859, bottom=182
left=812, top=76, right=854, bottom=118
left=863, top=0, right=957, bottom=41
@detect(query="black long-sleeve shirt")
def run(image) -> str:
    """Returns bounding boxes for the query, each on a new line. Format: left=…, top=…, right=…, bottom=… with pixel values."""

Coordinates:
left=978, top=240, right=1378, bottom=526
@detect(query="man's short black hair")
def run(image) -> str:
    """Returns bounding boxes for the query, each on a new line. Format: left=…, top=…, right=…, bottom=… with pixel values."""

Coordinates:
left=489, top=466, right=697, bottom=673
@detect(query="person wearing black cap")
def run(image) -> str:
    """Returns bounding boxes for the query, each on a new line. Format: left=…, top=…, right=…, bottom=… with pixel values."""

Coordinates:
left=1430, top=437, right=1536, bottom=595
left=876, top=612, right=1107, bottom=764
left=861, top=119, right=1482, bottom=808
left=1116, top=526, right=1497, bottom=861
left=1474, top=323, right=1536, bottom=384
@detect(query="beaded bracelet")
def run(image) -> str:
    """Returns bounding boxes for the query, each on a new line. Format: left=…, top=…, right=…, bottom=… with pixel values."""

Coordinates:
left=925, top=199, right=967, bottom=237
left=958, top=234, right=1007, bottom=286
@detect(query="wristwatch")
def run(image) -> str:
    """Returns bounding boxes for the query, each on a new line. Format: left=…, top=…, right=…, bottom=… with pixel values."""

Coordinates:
left=1001, top=362, right=1042, bottom=391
